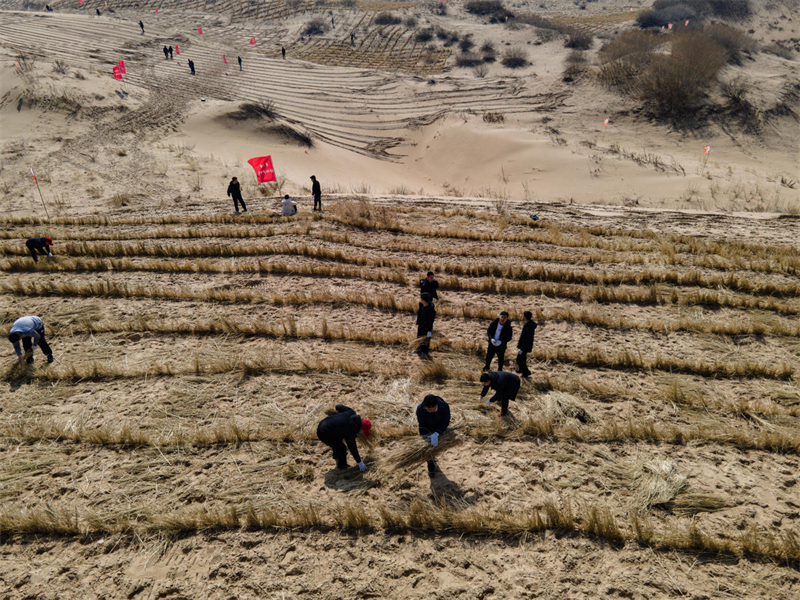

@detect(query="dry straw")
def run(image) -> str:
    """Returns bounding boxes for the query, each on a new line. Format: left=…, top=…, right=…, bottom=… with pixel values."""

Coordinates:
left=385, top=431, right=463, bottom=471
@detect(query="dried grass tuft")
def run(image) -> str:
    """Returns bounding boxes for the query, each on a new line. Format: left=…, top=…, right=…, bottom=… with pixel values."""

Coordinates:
left=385, top=432, right=463, bottom=471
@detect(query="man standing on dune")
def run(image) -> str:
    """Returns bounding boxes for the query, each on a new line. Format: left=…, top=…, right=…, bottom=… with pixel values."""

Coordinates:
left=226, top=177, right=247, bottom=214
left=416, top=394, right=450, bottom=478
left=310, top=175, right=322, bottom=211
left=169, top=46, right=174, bottom=60
left=516, top=310, right=537, bottom=379
left=163, top=46, right=169, bottom=60
left=484, top=311, right=512, bottom=371
left=414, top=292, right=435, bottom=360
left=139, top=20, right=145, bottom=35
left=188, top=59, right=195, bottom=75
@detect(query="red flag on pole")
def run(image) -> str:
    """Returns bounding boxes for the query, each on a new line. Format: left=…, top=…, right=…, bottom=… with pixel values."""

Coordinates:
left=703, top=145, right=711, bottom=155
left=175, top=45, right=180, bottom=55
left=223, top=55, right=227, bottom=64
left=155, top=8, right=158, bottom=13
left=29, top=167, right=37, bottom=184
left=113, top=65, right=122, bottom=80
left=603, top=117, right=610, bottom=126
left=79, top=0, right=83, bottom=5
left=247, top=156, right=277, bottom=183
left=198, top=26, right=203, bottom=34
left=119, top=60, right=126, bottom=74
left=250, top=37, right=256, bottom=44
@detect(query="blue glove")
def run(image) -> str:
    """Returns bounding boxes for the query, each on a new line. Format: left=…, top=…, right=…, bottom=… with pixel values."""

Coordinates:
left=357, top=461, right=367, bottom=472
left=429, top=432, right=439, bottom=447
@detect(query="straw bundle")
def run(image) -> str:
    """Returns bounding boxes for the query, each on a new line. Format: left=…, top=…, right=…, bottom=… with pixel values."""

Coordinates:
left=386, top=431, right=463, bottom=471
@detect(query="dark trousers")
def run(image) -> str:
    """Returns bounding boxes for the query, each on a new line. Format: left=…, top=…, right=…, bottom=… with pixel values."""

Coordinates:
left=232, top=196, right=246, bottom=212
left=313, top=194, right=321, bottom=211
left=516, top=351, right=530, bottom=377
left=22, top=327, right=53, bottom=358
left=318, top=434, right=348, bottom=468
left=26, top=242, right=48, bottom=262
left=484, top=343, right=506, bottom=370
left=487, top=395, right=511, bottom=416
left=419, top=429, right=436, bottom=472
left=416, top=329, right=430, bottom=354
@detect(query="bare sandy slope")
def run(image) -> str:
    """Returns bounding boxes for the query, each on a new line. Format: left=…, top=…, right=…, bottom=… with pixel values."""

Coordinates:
left=1, top=0, right=798, bottom=216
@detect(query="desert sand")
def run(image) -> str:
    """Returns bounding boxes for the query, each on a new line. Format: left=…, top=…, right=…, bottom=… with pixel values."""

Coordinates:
left=1, top=1, right=799, bottom=599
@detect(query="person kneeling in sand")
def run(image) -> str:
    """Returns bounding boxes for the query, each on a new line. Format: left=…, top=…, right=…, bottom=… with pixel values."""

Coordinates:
left=281, top=194, right=297, bottom=216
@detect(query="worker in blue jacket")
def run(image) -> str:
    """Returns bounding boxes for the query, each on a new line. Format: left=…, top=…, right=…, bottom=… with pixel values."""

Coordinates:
left=416, top=394, right=450, bottom=478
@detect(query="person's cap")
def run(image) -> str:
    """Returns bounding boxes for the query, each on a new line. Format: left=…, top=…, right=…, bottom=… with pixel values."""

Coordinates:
left=361, top=419, right=372, bottom=437
left=310, top=175, right=316, bottom=179
left=500, top=311, right=509, bottom=317
left=420, top=292, right=431, bottom=302
left=45, top=238, right=53, bottom=245
left=284, top=194, right=290, bottom=199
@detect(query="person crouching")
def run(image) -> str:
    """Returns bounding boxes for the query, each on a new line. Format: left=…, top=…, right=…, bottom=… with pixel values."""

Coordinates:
left=316, top=404, right=371, bottom=472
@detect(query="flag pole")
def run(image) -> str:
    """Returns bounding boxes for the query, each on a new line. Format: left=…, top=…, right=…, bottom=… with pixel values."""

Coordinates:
left=31, top=170, right=50, bottom=218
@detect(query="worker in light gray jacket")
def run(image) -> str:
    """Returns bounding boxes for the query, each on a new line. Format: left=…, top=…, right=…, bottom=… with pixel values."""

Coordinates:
left=8, top=316, right=54, bottom=364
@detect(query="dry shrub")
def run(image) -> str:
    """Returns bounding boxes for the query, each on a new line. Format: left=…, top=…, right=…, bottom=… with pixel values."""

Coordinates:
left=228, top=100, right=276, bottom=121
left=638, top=32, right=726, bottom=119
left=415, top=28, right=434, bottom=43
left=473, top=64, right=489, bottom=78
left=562, top=65, right=587, bottom=84
left=538, top=392, right=593, bottom=424
left=465, top=0, right=512, bottom=20
left=303, top=19, right=328, bottom=36
left=703, top=23, right=756, bottom=65
left=455, top=52, right=483, bottom=68
left=763, top=43, right=794, bottom=60
left=483, top=112, right=504, bottom=123
left=110, top=192, right=130, bottom=208
left=283, top=462, right=315, bottom=482
left=385, top=432, right=462, bottom=470
left=270, top=124, right=313, bottom=147
left=374, top=12, right=402, bottom=25
left=502, top=47, right=529, bottom=69
left=564, top=28, right=593, bottom=50
left=598, top=30, right=661, bottom=89
left=52, top=59, right=67, bottom=74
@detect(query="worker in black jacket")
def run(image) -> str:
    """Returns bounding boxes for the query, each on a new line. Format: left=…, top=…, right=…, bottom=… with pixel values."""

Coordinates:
left=480, top=371, right=520, bottom=417
left=484, top=311, right=512, bottom=371
left=516, top=310, right=538, bottom=378
left=414, top=292, right=435, bottom=359
left=226, top=177, right=247, bottom=214
left=316, top=405, right=371, bottom=471
left=26, top=237, right=53, bottom=262
left=310, top=175, right=322, bottom=212
left=419, top=271, right=439, bottom=301
left=416, top=394, right=450, bottom=477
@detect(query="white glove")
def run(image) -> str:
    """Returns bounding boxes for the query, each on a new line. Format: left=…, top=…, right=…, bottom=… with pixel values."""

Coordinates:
left=426, top=332, right=432, bottom=337
left=357, top=461, right=367, bottom=472
left=429, top=432, right=439, bottom=447
left=48, top=253, right=53, bottom=257
left=517, top=349, right=522, bottom=355
left=484, top=398, right=491, bottom=405
left=491, top=339, right=501, bottom=346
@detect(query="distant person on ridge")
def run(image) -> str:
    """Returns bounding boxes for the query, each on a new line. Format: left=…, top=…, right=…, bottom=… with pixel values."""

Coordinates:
left=96, top=8, right=101, bottom=16
left=168, top=46, right=174, bottom=59
left=226, top=177, right=247, bottom=214
left=484, top=311, right=512, bottom=371
left=281, top=46, right=286, bottom=59
left=351, top=31, right=356, bottom=46
left=310, top=175, right=322, bottom=211
left=316, top=405, right=371, bottom=471
left=479, top=371, right=520, bottom=418
left=163, top=45, right=169, bottom=60
left=419, top=271, right=439, bottom=302
left=26, top=237, right=53, bottom=262
left=282, top=194, right=297, bottom=216
left=516, top=310, right=538, bottom=379
left=416, top=394, right=450, bottom=478
left=188, top=59, right=195, bottom=75
left=8, top=315, right=54, bottom=364
left=139, top=20, right=144, bottom=35
left=237, top=56, right=242, bottom=70
left=414, top=292, right=435, bottom=360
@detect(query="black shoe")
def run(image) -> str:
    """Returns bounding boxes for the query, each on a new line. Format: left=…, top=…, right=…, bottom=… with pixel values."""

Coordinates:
left=47, top=355, right=54, bottom=364
left=336, top=461, right=349, bottom=470
left=482, top=366, right=489, bottom=372
left=26, top=356, right=34, bottom=364
left=428, top=468, right=436, bottom=478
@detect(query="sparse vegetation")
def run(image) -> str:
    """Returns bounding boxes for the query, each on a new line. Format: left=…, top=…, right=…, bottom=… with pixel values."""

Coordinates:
left=501, top=47, right=529, bottom=68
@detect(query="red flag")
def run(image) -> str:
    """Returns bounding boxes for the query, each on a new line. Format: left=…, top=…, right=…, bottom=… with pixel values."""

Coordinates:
left=603, top=117, right=609, bottom=127
left=113, top=65, right=122, bottom=80
left=703, top=145, right=711, bottom=155
left=250, top=37, right=256, bottom=44
left=223, top=55, right=227, bottom=64
left=247, top=156, right=276, bottom=183
left=155, top=8, right=158, bottom=13
left=79, top=0, right=83, bottom=5
left=175, top=45, right=180, bottom=55
left=119, top=60, right=126, bottom=74
left=29, top=167, right=37, bottom=184
left=198, top=26, right=203, bottom=34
